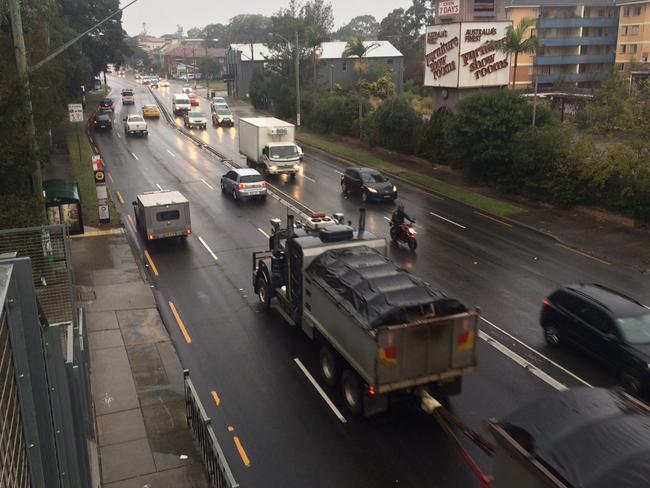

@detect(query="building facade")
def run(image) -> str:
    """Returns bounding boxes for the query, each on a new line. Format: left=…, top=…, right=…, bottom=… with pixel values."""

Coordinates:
left=615, top=0, right=650, bottom=74
left=226, top=41, right=404, bottom=100
left=506, top=1, right=619, bottom=89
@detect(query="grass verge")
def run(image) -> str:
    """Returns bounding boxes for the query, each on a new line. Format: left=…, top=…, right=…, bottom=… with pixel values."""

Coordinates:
left=66, top=101, right=120, bottom=229
left=297, top=132, right=522, bottom=217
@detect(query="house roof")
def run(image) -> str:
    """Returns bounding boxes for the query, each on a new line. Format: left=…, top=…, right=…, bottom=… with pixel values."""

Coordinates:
left=230, top=40, right=402, bottom=61
left=162, top=46, right=226, bottom=58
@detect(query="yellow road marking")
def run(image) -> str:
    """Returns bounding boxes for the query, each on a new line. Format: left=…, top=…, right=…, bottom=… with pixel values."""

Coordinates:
left=233, top=435, right=251, bottom=467
left=144, top=249, right=160, bottom=276
left=126, top=214, right=136, bottom=234
left=228, top=426, right=235, bottom=432
left=107, top=172, right=114, bottom=183
left=116, top=191, right=125, bottom=205
left=168, top=301, right=192, bottom=343
left=211, top=390, right=221, bottom=407
left=473, top=211, right=512, bottom=228
left=556, top=243, right=611, bottom=266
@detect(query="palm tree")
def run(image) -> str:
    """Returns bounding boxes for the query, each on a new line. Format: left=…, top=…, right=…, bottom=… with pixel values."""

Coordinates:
left=343, top=36, right=378, bottom=137
left=487, top=17, right=539, bottom=90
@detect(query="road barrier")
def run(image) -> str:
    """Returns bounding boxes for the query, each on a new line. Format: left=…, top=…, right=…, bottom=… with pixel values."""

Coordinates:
left=184, top=370, right=239, bottom=488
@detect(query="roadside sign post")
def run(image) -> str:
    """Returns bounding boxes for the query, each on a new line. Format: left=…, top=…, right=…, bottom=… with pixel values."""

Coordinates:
left=92, top=155, right=110, bottom=225
left=68, top=103, right=84, bottom=161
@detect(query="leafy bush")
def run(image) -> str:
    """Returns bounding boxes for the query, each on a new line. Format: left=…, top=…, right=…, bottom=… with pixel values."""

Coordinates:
left=418, top=106, right=454, bottom=164
left=361, top=97, right=424, bottom=154
left=308, top=95, right=359, bottom=135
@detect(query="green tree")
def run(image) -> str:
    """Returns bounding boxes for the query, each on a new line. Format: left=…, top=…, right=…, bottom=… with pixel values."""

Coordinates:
left=362, top=97, right=424, bottom=153
left=187, top=27, right=204, bottom=38
left=486, top=17, right=538, bottom=90
left=344, top=36, right=379, bottom=137
left=334, top=15, right=379, bottom=40
left=227, top=14, right=271, bottom=43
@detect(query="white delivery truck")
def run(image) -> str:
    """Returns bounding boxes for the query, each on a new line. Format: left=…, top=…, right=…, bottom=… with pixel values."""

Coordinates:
left=239, top=117, right=302, bottom=177
left=132, top=190, right=192, bottom=241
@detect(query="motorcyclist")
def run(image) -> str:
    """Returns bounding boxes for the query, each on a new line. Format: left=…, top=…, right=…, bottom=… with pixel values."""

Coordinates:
left=391, top=203, right=415, bottom=239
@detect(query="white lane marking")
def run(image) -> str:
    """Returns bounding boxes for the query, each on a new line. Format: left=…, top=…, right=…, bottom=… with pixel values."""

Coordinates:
left=293, top=358, right=347, bottom=423
left=156, top=184, right=163, bottom=191
left=383, top=216, right=391, bottom=221
left=478, top=330, right=567, bottom=391
left=429, top=211, right=465, bottom=229
left=300, top=174, right=316, bottom=183
left=131, top=152, right=139, bottom=160
left=198, top=236, right=218, bottom=261
left=116, top=132, right=122, bottom=139
left=200, top=178, right=214, bottom=190
left=334, top=170, right=344, bottom=175
left=480, top=317, right=592, bottom=387
left=258, top=228, right=270, bottom=238
left=167, top=149, right=176, bottom=157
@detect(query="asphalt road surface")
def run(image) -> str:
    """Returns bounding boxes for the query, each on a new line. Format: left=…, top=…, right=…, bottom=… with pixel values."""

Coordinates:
left=90, top=74, right=650, bottom=487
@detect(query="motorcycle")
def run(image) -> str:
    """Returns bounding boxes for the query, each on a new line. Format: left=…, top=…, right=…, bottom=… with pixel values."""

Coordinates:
left=389, top=220, right=417, bottom=251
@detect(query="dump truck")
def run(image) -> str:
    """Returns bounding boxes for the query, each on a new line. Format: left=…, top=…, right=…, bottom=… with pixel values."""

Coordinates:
left=132, top=190, right=192, bottom=241
left=239, top=117, right=302, bottom=177
left=252, top=210, right=479, bottom=416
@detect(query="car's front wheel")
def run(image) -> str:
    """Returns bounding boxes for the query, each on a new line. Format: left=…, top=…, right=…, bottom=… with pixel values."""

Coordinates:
left=543, top=324, right=561, bottom=346
left=341, top=182, right=348, bottom=194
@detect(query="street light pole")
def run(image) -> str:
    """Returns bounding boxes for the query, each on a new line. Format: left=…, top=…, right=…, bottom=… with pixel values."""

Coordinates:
left=295, top=31, right=301, bottom=127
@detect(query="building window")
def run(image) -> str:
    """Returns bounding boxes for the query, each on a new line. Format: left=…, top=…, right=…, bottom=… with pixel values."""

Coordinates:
left=624, top=7, right=630, bottom=16
left=632, top=44, right=638, bottom=53
left=387, top=59, right=393, bottom=65
left=622, top=26, right=628, bottom=35
left=597, top=9, right=604, bottom=17
left=643, top=52, right=649, bottom=62
left=341, top=61, right=347, bottom=72
left=631, top=25, right=640, bottom=35
left=620, top=44, right=627, bottom=53
left=634, top=6, right=642, bottom=15
left=617, top=63, right=625, bottom=71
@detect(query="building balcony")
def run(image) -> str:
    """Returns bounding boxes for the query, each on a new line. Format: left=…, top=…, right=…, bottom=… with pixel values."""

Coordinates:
left=534, top=53, right=615, bottom=65
left=536, top=72, right=607, bottom=84
left=539, top=35, right=617, bottom=47
left=537, top=17, right=619, bottom=28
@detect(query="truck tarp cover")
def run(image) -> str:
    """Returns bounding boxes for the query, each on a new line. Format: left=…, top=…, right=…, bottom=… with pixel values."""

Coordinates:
left=499, top=387, right=650, bottom=488
left=307, top=246, right=466, bottom=328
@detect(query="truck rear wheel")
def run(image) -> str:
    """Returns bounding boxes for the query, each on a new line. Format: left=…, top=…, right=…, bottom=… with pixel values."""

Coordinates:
left=256, top=275, right=271, bottom=308
left=319, top=346, right=339, bottom=387
left=341, top=370, right=363, bottom=416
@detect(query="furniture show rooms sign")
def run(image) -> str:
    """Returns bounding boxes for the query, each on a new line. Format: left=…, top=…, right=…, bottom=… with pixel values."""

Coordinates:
left=424, top=22, right=512, bottom=88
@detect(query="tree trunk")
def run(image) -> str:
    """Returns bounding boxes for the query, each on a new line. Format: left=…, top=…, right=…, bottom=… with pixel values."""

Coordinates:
left=511, top=51, right=519, bottom=91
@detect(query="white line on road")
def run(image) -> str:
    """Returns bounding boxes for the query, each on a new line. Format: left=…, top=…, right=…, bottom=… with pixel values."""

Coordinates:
left=300, top=174, right=316, bottom=183
left=198, top=236, right=218, bottom=261
left=293, top=358, right=347, bottom=423
left=480, top=317, right=592, bottom=387
left=167, top=149, right=176, bottom=157
left=257, top=228, right=270, bottom=238
left=429, top=211, right=466, bottom=229
left=334, top=170, right=344, bottom=175
left=156, top=184, right=163, bottom=191
left=383, top=216, right=391, bottom=221
left=116, top=132, right=122, bottom=139
left=131, top=152, right=139, bottom=160
left=200, top=178, right=214, bottom=190
left=478, top=330, right=568, bottom=391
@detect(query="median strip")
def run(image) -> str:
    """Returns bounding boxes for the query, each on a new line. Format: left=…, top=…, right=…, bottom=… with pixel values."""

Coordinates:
left=168, top=301, right=192, bottom=344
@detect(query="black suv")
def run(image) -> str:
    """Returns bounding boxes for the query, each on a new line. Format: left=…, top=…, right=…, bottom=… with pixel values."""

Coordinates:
left=540, top=283, right=650, bottom=393
left=340, top=168, right=397, bottom=202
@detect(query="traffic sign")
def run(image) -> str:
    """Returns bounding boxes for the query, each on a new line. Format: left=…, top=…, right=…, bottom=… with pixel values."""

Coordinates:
left=94, top=169, right=105, bottom=184
left=68, top=103, right=84, bottom=123
left=98, top=199, right=110, bottom=224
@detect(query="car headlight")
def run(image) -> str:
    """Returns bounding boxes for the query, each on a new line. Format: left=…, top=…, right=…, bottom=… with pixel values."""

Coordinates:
left=270, top=165, right=278, bottom=170
left=293, top=164, right=300, bottom=170
left=367, top=187, right=377, bottom=193
left=392, top=185, right=397, bottom=192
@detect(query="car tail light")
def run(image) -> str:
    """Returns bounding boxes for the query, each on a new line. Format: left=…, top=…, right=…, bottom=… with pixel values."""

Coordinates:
left=368, top=386, right=375, bottom=396
left=238, top=183, right=245, bottom=189
left=261, top=181, right=268, bottom=187
left=148, top=234, right=156, bottom=240
left=184, top=228, right=192, bottom=236
left=543, top=299, right=551, bottom=308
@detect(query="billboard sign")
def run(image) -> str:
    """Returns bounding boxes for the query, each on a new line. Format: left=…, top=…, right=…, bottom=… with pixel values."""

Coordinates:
left=438, top=0, right=460, bottom=16
left=424, top=21, right=511, bottom=88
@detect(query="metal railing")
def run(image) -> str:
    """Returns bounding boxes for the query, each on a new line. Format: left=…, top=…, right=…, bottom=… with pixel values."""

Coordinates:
left=184, top=370, right=239, bottom=488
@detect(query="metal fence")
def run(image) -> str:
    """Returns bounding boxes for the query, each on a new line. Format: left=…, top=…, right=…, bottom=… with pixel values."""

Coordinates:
left=184, top=370, right=239, bottom=488
left=0, top=225, right=73, bottom=326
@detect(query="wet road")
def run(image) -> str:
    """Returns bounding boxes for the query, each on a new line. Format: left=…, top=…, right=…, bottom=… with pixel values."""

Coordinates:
left=91, top=74, right=650, bottom=487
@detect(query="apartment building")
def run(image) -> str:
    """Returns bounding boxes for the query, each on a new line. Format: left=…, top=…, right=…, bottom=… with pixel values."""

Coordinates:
left=506, top=0, right=619, bottom=89
left=615, top=0, right=650, bottom=74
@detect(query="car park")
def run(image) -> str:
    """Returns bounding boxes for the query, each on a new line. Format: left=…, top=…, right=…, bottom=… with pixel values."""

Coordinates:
left=340, top=167, right=397, bottom=202
left=540, top=283, right=650, bottom=393
left=92, top=113, right=112, bottom=131
left=123, top=114, right=148, bottom=136
left=188, top=94, right=200, bottom=106
left=98, top=98, right=114, bottom=112
left=211, top=106, right=234, bottom=127
left=183, top=111, right=207, bottom=129
left=142, top=104, right=161, bottom=118
left=221, top=168, right=267, bottom=201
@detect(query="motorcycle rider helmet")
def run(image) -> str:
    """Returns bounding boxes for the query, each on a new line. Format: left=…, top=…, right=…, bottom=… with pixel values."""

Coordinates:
left=397, top=202, right=405, bottom=212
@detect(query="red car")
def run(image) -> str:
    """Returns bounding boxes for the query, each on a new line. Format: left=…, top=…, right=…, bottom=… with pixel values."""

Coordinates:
left=92, top=113, right=112, bottom=131
left=188, top=94, right=200, bottom=106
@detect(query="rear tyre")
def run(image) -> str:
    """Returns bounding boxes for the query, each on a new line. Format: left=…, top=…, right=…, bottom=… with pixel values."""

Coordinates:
left=543, top=324, right=561, bottom=347
left=408, top=239, right=417, bottom=252
left=620, top=369, right=643, bottom=395
left=341, top=370, right=363, bottom=416
left=319, top=346, right=339, bottom=387
left=256, top=275, right=271, bottom=309
left=220, top=181, right=225, bottom=193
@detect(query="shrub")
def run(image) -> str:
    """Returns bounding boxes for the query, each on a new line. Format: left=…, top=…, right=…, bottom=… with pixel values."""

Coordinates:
left=308, top=95, right=359, bottom=136
left=418, top=106, right=454, bottom=164
left=361, top=97, right=424, bottom=154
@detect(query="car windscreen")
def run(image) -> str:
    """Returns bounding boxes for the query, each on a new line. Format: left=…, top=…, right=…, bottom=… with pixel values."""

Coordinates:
left=100, top=99, right=112, bottom=105
left=361, top=171, right=388, bottom=183
left=269, top=146, right=298, bottom=159
left=96, top=114, right=110, bottom=121
left=617, top=313, right=650, bottom=344
left=122, top=91, right=133, bottom=95
left=217, top=109, right=231, bottom=115
left=190, top=112, right=206, bottom=118
left=240, top=175, right=263, bottom=183
left=156, top=210, right=180, bottom=221
left=129, top=116, right=144, bottom=122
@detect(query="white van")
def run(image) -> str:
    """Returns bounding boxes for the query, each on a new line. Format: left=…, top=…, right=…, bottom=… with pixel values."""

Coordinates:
left=172, top=94, right=191, bottom=115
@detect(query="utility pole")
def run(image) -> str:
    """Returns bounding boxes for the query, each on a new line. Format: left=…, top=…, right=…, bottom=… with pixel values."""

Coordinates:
left=532, top=73, right=539, bottom=128
left=295, top=31, right=301, bottom=127
left=8, top=0, right=43, bottom=207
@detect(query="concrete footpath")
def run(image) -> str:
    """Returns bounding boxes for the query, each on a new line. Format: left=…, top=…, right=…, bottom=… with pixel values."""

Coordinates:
left=70, top=229, right=209, bottom=487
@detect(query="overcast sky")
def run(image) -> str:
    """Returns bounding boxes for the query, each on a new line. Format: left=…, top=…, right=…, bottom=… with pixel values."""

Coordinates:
left=120, top=0, right=412, bottom=37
